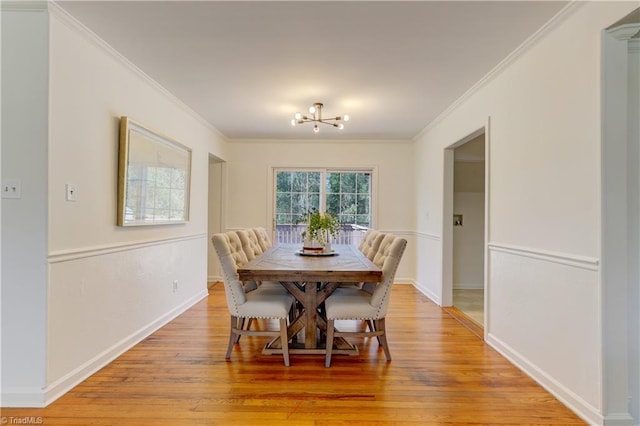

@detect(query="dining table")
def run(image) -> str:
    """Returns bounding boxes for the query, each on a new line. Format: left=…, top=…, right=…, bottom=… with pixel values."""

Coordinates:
left=237, top=243, right=383, bottom=356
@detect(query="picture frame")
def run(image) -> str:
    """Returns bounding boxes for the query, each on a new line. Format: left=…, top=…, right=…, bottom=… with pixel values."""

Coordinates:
left=117, top=117, right=191, bottom=226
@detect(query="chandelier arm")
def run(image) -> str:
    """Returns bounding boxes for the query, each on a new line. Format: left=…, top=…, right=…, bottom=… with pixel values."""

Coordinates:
left=318, top=120, right=340, bottom=126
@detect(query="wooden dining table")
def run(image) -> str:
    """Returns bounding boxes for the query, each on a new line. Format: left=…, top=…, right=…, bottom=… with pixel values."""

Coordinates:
left=237, top=243, right=382, bottom=355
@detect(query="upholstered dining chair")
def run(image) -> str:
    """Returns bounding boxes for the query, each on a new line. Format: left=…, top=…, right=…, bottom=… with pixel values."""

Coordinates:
left=253, top=227, right=273, bottom=252
left=237, top=229, right=263, bottom=261
left=358, top=229, right=384, bottom=261
left=212, top=232, right=294, bottom=366
left=324, top=234, right=407, bottom=367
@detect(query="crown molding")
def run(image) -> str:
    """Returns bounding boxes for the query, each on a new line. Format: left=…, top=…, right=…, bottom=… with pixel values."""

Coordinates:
left=413, top=1, right=583, bottom=141
left=608, top=23, right=640, bottom=41
left=46, top=1, right=228, bottom=142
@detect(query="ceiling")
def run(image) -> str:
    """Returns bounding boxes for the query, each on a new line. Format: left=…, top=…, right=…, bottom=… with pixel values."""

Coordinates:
left=56, top=1, right=568, bottom=141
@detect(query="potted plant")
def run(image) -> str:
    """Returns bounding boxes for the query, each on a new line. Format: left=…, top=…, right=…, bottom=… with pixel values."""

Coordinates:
left=298, top=208, right=341, bottom=253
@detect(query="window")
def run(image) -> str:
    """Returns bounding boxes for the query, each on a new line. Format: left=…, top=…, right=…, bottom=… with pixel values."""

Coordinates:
left=274, top=169, right=373, bottom=244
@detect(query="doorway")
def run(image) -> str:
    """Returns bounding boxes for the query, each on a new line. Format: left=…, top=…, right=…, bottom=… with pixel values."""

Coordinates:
left=442, top=127, right=488, bottom=335
left=207, top=155, right=225, bottom=284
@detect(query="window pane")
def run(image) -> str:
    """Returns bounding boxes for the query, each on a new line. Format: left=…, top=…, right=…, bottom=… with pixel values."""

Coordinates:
left=276, top=213, right=291, bottom=225
left=326, top=193, right=339, bottom=215
left=276, top=172, right=292, bottom=193
left=308, top=172, right=321, bottom=193
left=357, top=173, right=370, bottom=193
left=357, top=194, right=370, bottom=214
left=308, top=193, right=320, bottom=211
left=292, top=172, right=308, bottom=192
left=276, top=193, right=291, bottom=214
left=326, top=173, right=340, bottom=193
left=341, top=214, right=356, bottom=224
left=340, top=173, right=356, bottom=193
left=291, top=193, right=308, bottom=214
left=341, top=193, right=356, bottom=215
left=356, top=215, right=370, bottom=226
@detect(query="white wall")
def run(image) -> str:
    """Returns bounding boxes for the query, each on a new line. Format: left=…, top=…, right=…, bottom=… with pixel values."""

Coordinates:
left=1, top=7, right=49, bottom=406
left=224, top=140, right=415, bottom=282
left=2, top=4, right=228, bottom=407
left=412, top=2, right=638, bottom=424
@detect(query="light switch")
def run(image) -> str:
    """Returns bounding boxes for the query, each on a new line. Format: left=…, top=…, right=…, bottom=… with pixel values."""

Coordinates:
left=66, top=184, right=77, bottom=201
left=2, top=179, right=22, bottom=199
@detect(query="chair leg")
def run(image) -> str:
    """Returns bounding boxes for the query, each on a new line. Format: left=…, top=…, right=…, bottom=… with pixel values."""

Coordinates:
left=325, top=319, right=335, bottom=368
left=226, top=316, right=239, bottom=359
left=375, top=319, right=391, bottom=361
left=279, top=318, right=290, bottom=367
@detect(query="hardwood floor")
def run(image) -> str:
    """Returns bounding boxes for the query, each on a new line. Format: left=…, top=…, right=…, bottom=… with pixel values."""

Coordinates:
left=1, top=284, right=585, bottom=425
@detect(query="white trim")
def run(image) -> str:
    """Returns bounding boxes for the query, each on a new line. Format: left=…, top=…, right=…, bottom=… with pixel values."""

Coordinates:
left=487, top=333, right=604, bottom=426
left=47, top=2, right=226, bottom=141
left=488, top=243, right=599, bottom=272
left=415, top=231, right=440, bottom=241
left=602, top=414, right=635, bottom=426
left=48, top=234, right=207, bottom=263
left=608, top=23, right=640, bottom=41
left=412, top=280, right=442, bottom=306
left=207, top=274, right=222, bottom=283
left=413, top=2, right=582, bottom=140
left=43, top=290, right=208, bottom=407
left=229, top=138, right=413, bottom=145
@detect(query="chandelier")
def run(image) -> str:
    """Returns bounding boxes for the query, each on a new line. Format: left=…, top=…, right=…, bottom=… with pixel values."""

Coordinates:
left=290, top=102, right=349, bottom=133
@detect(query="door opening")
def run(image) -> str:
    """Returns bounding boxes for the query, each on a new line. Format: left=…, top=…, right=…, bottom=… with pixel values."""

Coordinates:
left=442, top=126, right=488, bottom=337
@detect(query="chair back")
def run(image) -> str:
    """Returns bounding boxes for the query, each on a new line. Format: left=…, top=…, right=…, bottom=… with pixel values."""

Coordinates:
left=358, top=229, right=384, bottom=261
left=211, top=232, right=249, bottom=315
left=237, top=229, right=263, bottom=261
left=368, top=235, right=407, bottom=318
left=253, top=227, right=272, bottom=252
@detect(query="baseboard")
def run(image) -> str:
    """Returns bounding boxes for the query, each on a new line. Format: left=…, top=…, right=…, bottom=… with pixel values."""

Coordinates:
left=41, top=289, right=208, bottom=407
left=486, top=332, right=605, bottom=426
left=603, top=414, right=635, bottom=426
left=411, top=280, right=442, bottom=306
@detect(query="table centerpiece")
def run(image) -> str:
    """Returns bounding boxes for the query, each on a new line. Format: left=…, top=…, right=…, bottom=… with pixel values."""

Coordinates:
left=298, top=208, right=341, bottom=254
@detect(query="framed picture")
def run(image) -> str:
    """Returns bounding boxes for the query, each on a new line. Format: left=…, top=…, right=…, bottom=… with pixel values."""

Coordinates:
left=117, top=117, right=191, bottom=226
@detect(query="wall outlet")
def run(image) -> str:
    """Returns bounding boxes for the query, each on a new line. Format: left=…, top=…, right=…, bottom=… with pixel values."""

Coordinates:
left=172, top=280, right=178, bottom=293
left=2, top=179, right=21, bottom=199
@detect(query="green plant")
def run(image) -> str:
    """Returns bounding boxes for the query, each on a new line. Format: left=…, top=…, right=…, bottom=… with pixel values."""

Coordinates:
left=297, top=208, right=341, bottom=245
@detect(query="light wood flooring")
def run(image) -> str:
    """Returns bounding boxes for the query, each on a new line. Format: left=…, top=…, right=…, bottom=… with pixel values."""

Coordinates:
left=1, top=284, right=585, bottom=425
left=453, top=289, right=484, bottom=325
